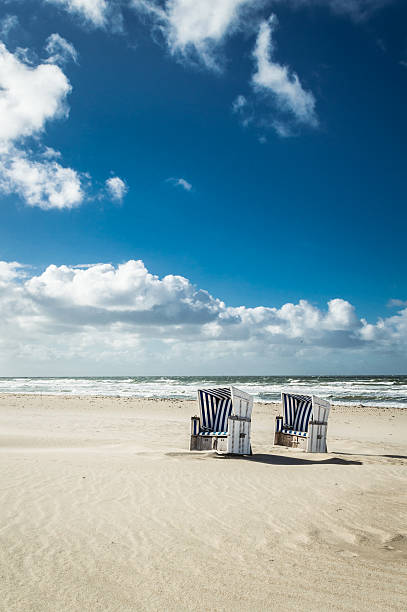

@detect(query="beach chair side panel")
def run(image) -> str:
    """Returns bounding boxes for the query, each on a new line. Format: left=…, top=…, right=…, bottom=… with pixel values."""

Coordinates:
left=190, top=415, right=200, bottom=450
left=227, top=388, right=253, bottom=454
left=307, top=397, right=330, bottom=453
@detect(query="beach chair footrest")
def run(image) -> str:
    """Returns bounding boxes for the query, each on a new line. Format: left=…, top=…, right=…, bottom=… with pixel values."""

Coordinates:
left=190, top=434, right=228, bottom=451
left=274, top=431, right=308, bottom=450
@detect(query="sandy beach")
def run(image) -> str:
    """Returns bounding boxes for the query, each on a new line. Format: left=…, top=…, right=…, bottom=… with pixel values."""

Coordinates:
left=1, top=394, right=406, bottom=612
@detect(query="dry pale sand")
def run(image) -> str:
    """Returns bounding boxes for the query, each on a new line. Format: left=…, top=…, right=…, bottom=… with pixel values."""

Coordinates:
left=0, top=395, right=406, bottom=612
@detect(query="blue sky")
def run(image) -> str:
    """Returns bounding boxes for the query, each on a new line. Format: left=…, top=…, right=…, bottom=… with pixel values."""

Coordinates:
left=0, top=0, right=406, bottom=375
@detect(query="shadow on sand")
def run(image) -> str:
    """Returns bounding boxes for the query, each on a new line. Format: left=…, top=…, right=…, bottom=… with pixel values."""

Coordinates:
left=219, top=454, right=363, bottom=466
left=335, top=452, right=407, bottom=461
left=167, top=451, right=363, bottom=466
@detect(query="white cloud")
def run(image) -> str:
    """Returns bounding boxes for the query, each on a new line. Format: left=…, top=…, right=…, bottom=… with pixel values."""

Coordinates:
left=0, top=151, right=84, bottom=209
left=130, top=1, right=392, bottom=74
left=13, top=47, right=37, bottom=65
left=252, top=15, right=318, bottom=128
left=167, top=177, right=192, bottom=191
left=359, top=308, right=407, bottom=346
left=0, top=42, right=71, bottom=143
left=106, top=176, right=128, bottom=201
left=45, top=33, right=79, bottom=66
left=25, top=260, right=203, bottom=312
left=0, top=261, right=24, bottom=287
left=41, top=146, right=62, bottom=159
left=133, top=0, right=262, bottom=70
left=0, top=258, right=405, bottom=373
left=0, top=41, right=86, bottom=209
left=323, top=298, right=359, bottom=329
left=44, top=0, right=109, bottom=27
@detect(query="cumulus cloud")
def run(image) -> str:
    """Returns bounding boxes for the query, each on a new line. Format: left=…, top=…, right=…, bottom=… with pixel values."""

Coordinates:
left=133, top=0, right=262, bottom=70
left=0, top=42, right=71, bottom=143
left=0, top=258, right=405, bottom=373
left=105, top=176, right=128, bottom=201
left=0, top=151, right=84, bottom=209
left=167, top=177, right=192, bottom=191
left=45, top=33, right=79, bottom=65
left=0, top=261, right=25, bottom=286
left=251, top=15, right=318, bottom=129
left=0, top=41, right=86, bottom=209
left=359, top=308, right=407, bottom=346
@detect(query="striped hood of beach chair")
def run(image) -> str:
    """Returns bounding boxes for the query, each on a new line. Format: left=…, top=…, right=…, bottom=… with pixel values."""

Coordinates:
left=197, top=388, right=233, bottom=434
left=282, top=393, right=313, bottom=433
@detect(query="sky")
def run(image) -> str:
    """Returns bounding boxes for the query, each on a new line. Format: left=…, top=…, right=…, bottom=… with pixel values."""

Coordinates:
left=0, top=0, right=406, bottom=375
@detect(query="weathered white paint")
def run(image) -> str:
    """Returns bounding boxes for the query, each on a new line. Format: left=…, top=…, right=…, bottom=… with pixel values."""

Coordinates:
left=274, top=392, right=331, bottom=453
left=307, top=395, right=330, bottom=452
left=190, top=386, right=253, bottom=455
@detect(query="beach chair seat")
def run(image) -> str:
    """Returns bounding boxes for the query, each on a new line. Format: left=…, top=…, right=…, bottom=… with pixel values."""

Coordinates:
left=190, top=386, right=253, bottom=455
left=198, top=431, right=228, bottom=436
left=280, top=429, right=308, bottom=437
left=274, top=392, right=331, bottom=452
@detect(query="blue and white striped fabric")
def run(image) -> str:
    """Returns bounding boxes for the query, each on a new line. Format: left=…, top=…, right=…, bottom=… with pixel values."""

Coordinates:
left=282, top=393, right=312, bottom=433
left=292, top=399, right=313, bottom=431
left=198, top=388, right=232, bottom=435
left=281, top=428, right=308, bottom=438
left=199, top=431, right=228, bottom=437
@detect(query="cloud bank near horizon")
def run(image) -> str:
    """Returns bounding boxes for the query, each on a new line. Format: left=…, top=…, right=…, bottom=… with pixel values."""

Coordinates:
left=0, top=259, right=405, bottom=374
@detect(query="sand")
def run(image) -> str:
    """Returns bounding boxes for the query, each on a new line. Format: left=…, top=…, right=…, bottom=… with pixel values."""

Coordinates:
left=0, top=394, right=406, bottom=612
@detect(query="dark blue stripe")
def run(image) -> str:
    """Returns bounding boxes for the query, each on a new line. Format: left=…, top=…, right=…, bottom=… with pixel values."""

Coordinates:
left=293, top=399, right=312, bottom=431
left=199, top=388, right=233, bottom=433
left=283, top=393, right=312, bottom=432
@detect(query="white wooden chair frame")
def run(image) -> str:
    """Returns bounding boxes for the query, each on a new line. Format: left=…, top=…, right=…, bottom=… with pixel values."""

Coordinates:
left=274, top=391, right=331, bottom=453
left=190, top=386, right=253, bottom=455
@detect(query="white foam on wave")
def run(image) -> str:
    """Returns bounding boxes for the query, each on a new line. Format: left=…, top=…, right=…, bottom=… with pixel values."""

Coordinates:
left=0, top=376, right=405, bottom=407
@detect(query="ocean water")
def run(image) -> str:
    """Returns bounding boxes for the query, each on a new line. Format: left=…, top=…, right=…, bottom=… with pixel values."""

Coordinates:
left=0, top=375, right=406, bottom=407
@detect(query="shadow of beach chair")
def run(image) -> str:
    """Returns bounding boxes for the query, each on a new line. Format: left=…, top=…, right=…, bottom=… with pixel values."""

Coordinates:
left=190, top=386, right=253, bottom=455
left=274, top=391, right=331, bottom=453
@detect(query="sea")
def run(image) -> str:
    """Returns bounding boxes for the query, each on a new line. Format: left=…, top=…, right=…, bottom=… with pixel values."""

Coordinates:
left=0, top=375, right=406, bottom=407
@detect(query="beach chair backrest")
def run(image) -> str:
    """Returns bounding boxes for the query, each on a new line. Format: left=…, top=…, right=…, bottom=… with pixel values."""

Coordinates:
left=198, top=388, right=232, bottom=431
left=282, top=392, right=313, bottom=431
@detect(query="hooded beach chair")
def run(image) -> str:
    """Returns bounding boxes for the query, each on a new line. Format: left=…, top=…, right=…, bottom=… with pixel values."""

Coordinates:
left=190, top=386, right=253, bottom=455
left=274, top=391, right=331, bottom=453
